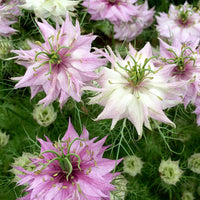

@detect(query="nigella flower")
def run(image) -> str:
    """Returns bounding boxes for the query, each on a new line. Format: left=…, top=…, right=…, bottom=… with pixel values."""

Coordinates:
left=14, top=119, right=122, bottom=200
left=84, top=43, right=182, bottom=137
left=114, top=21, right=143, bottom=42
left=21, top=0, right=79, bottom=24
left=0, top=0, right=21, bottom=37
left=156, top=1, right=200, bottom=43
left=12, top=14, right=106, bottom=107
left=114, top=1, right=155, bottom=42
left=158, top=38, right=200, bottom=124
left=82, top=0, right=138, bottom=24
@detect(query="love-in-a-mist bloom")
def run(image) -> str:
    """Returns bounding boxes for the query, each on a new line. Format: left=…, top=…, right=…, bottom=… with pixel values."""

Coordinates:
left=85, top=43, right=182, bottom=137
left=21, top=0, right=79, bottom=24
left=82, top=0, right=137, bottom=24
left=156, top=1, right=200, bottom=43
left=158, top=38, right=200, bottom=124
left=14, top=119, right=122, bottom=200
left=0, top=0, right=21, bottom=37
left=114, top=1, right=155, bottom=41
left=12, top=14, right=106, bottom=107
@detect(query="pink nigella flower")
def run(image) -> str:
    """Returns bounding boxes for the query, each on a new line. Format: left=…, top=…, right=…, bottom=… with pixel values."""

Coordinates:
left=84, top=43, right=182, bottom=137
left=15, top=119, right=121, bottom=200
left=158, top=38, right=200, bottom=125
left=82, top=0, right=138, bottom=24
left=156, top=1, right=200, bottom=43
left=0, top=0, right=21, bottom=37
left=114, top=1, right=155, bottom=42
left=12, top=14, right=106, bottom=107
left=158, top=38, right=200, bottom=107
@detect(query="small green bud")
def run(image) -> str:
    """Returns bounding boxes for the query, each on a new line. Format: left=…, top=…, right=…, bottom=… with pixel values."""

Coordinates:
left=0, top=39, right=12, bottom=59
left=110, top=175, right=127, bottom=200
left=33, top=104, right=57, bottom=127
left=188, top=153, right=200, bottom=174
left=159, top=158, right=183, bottom=185
left=123, top=155, right=143, bottom=177
left=10, top=152, right=37, bottom=182
left=181, top=191, right=194, bottom=200
left=0, top=130, right=9, bottom=147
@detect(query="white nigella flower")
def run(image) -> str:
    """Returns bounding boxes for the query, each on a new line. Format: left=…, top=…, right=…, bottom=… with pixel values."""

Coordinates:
left=159, top=158, right=183, bottom=185
left=21, top=0, right=80, bottom=24
left=188, top=153, right=200, bottom=174
left=85, top=43, right=183, bottom=137
left=123, top=155, right=143, bottom=177
left=32, top=104, right=57, bottom=127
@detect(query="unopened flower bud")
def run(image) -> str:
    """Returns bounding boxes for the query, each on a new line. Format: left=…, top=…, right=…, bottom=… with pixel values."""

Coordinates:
left=33, top=104, right=57, bottom=127
left=159, top=158, right=183, bottom=185
left=10, top=152, right=37, bottom=182
left=110, top=175, right=127, bottom=200
left=181, top=191, right=194, bottom=200
left=123, top=155, right=143, bottom=177
left=188, top=153, right=200, bottom=174
left=0, top=130, right=9, bottom=147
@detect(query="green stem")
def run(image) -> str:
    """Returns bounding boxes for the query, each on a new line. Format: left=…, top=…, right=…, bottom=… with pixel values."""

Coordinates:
left=113, top=119, right=126, bottom=176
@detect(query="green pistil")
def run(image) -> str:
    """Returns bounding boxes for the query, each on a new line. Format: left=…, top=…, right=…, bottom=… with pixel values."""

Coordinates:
left=117, top=53, right=159, bottom=87
left=162, top=46, right=196, bottom=74
left=35, top=138, right=86, bottom=181
left=34, top=32, right=71, bottom=76
left=107, top=0, right=116, bottom=2
left=177, top=5, right=193, bottom=25
left=179, top=11, right=189, bottom=24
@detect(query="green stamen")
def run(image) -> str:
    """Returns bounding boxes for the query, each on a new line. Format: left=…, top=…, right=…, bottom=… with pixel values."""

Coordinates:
left=36, top=138, right=86, bottom=181
left=34, top=35, right=72, bottom=76
left=162, top=46, right=196, bottom=74
left=117, top=53, right=159, bottom=87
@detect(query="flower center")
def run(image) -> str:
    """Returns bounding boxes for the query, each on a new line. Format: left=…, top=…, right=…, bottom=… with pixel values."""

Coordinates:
left=106, top=0, right=116, bottom=2
left=161, top=46, right=196, bottom=75
left=179, top=11, right=189, bottom=24
left=33, top=31, right=71, bottom=76
left=117, top=53, right=158, bottom=87
left=177, top=5, right=193, bottom=25
left=48, top=50, right=61, bottom=64
left=106, top=0, right=120, bottom=4
left=35, top=138, right=85, bottom=181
